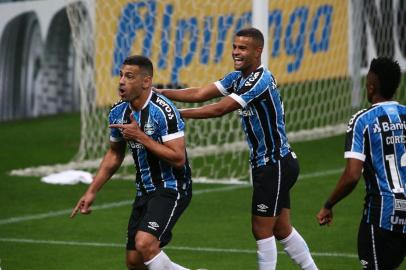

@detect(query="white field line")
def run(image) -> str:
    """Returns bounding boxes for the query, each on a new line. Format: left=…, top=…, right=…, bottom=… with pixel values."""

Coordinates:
left=0, top=237, right=357, bottom=259
left=0, top=168, right=343, bottom=226
left=0, top=185, right=245, bottom=226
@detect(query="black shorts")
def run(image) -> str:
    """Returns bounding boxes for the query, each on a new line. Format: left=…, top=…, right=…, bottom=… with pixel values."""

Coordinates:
left=358, top=220, right=406, bottom=269
left=126, top=188, right=192, bottom=250
left=251, top=152, right=299, bottom=217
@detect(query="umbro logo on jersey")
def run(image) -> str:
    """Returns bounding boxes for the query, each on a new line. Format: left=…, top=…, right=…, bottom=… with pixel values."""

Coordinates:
left=360, top=259, right=368, bottom=268
left=257, top=204, right=269, bottom=212
left=148, top=221, right=160, bottom=231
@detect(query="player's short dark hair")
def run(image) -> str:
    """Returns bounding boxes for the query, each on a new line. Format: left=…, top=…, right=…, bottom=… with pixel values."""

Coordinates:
left=236, top=27, right=264, bottom=48
left=123, top=55, right=153, bottom=77
left=369, top=57, right=401, bottom=99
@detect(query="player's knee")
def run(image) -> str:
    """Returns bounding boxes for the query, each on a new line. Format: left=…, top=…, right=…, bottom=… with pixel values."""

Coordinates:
left=134, top=234, right=160, bottom=259
left=273, top=223, right=292, bottom=240
left=252, top=222, right=273, bottom=239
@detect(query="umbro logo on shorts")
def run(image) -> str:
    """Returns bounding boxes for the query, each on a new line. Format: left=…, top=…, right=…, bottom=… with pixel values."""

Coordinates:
left=148, top=221, right=160, bottom=231
left=360, top=259, right=368, bottom=268
left=257, top=204, right=269, bottom=212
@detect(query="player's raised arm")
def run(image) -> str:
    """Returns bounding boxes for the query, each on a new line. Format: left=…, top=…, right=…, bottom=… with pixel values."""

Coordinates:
left=155, top=83, right=222, bottom=103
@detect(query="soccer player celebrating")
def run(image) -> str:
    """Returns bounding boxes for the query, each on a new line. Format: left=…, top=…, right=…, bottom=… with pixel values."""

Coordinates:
left=71, top=55, right=192, bottom=270
left=156, top=28, right=318, bottom=270
left=317, top=57, right=406, bottom=269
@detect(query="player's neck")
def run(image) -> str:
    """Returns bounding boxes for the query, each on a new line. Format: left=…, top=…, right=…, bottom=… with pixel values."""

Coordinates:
left=130, top=89, right=151, bottom=111
left=242, top=63, right=261, bottom=78
left=371, top=95, right=391, bottom=105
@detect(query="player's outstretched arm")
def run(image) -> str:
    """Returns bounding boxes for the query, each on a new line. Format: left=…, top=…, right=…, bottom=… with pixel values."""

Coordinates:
left=180, top=96, right=241, bottom=119
left=70, top=141, right=126, bottom=218
left=316, top=158, right=363, bottom=226
left=155, top=83, right=222, bottom=103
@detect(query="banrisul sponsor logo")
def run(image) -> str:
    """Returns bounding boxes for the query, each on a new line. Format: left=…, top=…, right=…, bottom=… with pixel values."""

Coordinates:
left=373, top=121, right=406, bottom=133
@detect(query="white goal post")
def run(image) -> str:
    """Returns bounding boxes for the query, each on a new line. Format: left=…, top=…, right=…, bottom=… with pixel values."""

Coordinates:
left=11, top=0, right=406, bottom=183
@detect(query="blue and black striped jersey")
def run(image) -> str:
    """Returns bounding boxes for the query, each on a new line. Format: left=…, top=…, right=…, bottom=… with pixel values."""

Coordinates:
left=109, top=91, right=192, bottom=197
left=345, top=101, right=406, bottom=233
left=215, top=65, right=291, bottom=168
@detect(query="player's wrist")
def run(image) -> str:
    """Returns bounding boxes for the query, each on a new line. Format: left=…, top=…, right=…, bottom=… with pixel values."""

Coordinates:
left=324, top=200, right=334, bottom=210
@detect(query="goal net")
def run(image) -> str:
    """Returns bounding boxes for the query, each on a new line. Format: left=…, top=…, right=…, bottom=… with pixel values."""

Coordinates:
left=14, top=0, right=405, bottom=183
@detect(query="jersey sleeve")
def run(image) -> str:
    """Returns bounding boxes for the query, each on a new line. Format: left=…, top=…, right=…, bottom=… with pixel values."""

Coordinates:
left=215, top=71, right=240, bottom=96
left=154, top=98, right=185, bottom=142
left=228, top=68, right=275, bottom=108
left=344, top=110, right=367, bottom=161
left=109, top=109, right=124, bottom=142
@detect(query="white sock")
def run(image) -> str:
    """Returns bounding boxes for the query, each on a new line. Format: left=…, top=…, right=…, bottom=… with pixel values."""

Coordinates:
left=279, top=228, right=318, bottom=270
left=257, top=236, right=277, bottom=270
left=171, top=262, right=190, bottom=270
left=144, top=251, right=174, bottom=270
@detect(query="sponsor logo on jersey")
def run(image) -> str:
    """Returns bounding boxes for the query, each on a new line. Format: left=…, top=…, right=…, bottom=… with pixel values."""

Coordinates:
left=257, top=204, right=269, bottom=212
left=156, top=96, right=175, bottom=120
left=244, top=71, right=260, bottom=87
left=144, top=122, right=155, bottom=135
left=390, top=215, right=406, bottom=225
left=374, top=121, right=406, bottom=133
left=238, top=108, right=254, bottom=117
left=394, top=199, right=406, bottom=211
left=373, top=123, right=381, bottom=133
left=148, top=221, right=160, bottom=231
left=128, top=141, right=144, bottom=150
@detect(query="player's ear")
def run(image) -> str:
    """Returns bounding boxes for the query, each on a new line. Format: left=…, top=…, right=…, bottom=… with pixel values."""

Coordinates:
left=142, top=75, right=152, bottom=89
left=255, top=46, right=263, bottom=58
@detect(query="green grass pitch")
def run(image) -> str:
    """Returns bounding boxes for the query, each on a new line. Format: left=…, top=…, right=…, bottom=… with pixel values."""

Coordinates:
left=0, top=113, right=405, bottom=269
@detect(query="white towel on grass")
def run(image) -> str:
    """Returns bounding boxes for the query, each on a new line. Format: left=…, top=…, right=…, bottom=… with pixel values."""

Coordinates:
left=41, top=170, right=93, bottom=185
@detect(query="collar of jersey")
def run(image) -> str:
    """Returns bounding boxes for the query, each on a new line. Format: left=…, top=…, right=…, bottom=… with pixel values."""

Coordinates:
left=372, top=100, right=399, bottom=107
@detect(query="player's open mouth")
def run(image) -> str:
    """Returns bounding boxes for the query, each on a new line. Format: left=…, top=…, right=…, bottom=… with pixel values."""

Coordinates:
left=234, top=57, right=243, bottom=64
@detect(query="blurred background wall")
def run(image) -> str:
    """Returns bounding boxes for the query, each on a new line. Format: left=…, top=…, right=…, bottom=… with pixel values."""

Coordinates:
left=0, top=0, right=81, bottom=121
